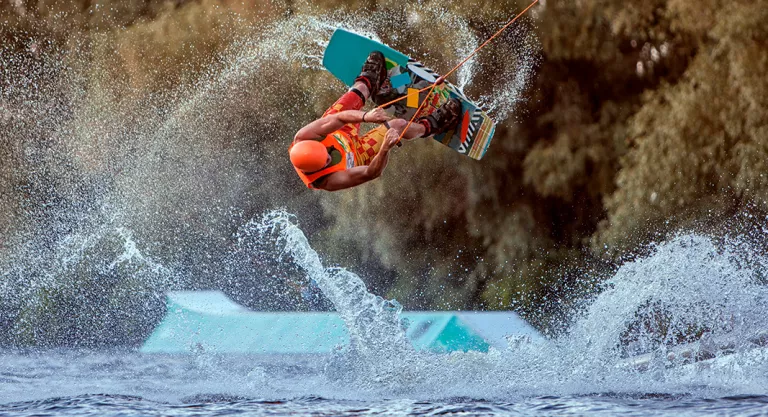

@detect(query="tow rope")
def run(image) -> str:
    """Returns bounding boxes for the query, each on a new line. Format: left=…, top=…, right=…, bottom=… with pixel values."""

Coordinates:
left=376, top=0, right=540, bottom=145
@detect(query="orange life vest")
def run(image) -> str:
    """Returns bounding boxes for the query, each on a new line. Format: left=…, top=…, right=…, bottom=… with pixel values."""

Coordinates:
left=290, top=131, right=356, bottom=189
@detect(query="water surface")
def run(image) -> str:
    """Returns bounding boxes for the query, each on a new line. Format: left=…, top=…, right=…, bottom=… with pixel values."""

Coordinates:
left=3, top=351, right=768, bottom=417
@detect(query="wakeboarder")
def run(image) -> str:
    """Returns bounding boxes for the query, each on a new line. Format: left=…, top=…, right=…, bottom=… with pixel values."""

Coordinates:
left=289, top=51, right=462, bottom=191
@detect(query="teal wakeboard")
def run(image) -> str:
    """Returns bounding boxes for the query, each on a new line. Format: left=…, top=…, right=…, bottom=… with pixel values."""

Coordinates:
left=323, top=28, right=496, bottom=160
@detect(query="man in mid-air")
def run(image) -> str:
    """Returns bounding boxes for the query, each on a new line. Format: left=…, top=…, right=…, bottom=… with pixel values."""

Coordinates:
left=289, top=51, right=462, bottom=191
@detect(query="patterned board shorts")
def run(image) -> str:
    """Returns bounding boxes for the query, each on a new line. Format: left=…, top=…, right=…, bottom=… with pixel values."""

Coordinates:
left=322, top=91, right=388, bottom=167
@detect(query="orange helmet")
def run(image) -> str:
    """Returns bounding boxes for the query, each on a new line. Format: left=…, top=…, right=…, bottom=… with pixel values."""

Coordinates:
left=290, top=140, right=328, bottom=172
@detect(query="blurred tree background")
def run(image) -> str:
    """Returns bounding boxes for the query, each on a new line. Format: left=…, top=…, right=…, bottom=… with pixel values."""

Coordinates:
left=1, top=0, right=767, bottom=345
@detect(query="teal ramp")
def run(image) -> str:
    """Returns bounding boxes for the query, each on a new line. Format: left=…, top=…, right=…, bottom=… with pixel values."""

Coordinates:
left=141, top=292, right=348, bottom=354
left=141, top=291, right=542, bottom=354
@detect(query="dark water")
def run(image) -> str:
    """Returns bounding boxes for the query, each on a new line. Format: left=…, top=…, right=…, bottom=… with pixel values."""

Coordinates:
left=6, top=394, right=768, bottom=417
left=2, top=351, right=768, bottom=417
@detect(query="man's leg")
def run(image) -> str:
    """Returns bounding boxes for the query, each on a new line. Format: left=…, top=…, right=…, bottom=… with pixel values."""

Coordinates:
left=384, top=97, right=464, bottom=140
left=385, top=118, right=427, bottom=140
left=322, top=87, right=366, bottom=119
left=352, top=81, right=371, bottom=101
left=322, top=50, right=386, bottom=119
left=320, top=69, right=378, bottom=119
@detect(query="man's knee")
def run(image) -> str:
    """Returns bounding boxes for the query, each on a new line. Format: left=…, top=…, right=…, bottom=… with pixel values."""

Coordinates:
left=387, top=118, right=407, bottom=130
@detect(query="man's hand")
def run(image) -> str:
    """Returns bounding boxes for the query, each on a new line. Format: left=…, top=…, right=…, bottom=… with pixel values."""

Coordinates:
left=364, top=108, right=391, bottom=123
left=381, top=128, right=402, bottom=152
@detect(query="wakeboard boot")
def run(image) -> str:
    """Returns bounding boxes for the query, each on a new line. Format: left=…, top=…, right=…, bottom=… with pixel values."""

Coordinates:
left=354, top=51, right=388, bottom=95
left=418, top=97, right=462, bottom=137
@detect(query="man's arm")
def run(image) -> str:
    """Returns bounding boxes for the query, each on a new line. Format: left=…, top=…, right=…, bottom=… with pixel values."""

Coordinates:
left=315, top=128, right=400, bottom=191
left=294, top=108, right=391, bottom=142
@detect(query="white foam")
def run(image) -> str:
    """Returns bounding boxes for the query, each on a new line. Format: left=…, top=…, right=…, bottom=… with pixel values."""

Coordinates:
left=263, top=212, right=768, bottom=399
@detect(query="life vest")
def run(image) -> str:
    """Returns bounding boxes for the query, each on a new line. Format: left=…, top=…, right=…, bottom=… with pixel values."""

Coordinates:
left=291, top=131, right=356, bottom=189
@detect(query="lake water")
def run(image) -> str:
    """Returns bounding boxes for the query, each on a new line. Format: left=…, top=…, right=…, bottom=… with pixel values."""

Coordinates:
left=2, top=351, right=768, bottom=417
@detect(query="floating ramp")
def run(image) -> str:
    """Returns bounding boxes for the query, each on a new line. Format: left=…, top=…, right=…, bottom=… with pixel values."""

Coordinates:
left=141, top=291, right=542, bottom=354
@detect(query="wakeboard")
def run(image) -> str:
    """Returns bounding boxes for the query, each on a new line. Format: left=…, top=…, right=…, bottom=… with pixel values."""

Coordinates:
left=323, top=28, right=496, bottom=160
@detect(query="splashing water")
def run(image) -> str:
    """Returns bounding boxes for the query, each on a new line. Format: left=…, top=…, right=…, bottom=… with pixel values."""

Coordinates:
left=496, top=234, right=768, bottom=397
left=247, top=212, right=768, bottom=399
left=2, top=209, right=768, bottom=408
left=0, top=223, right=176, bottom=348
left=254, top=211, right=418, bottom=391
